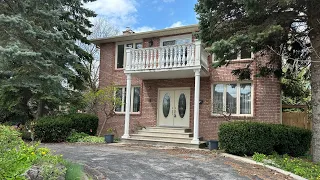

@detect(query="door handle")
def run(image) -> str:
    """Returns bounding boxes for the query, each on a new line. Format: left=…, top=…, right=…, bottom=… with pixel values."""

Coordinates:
left=174, top=107, right=176, bottom=117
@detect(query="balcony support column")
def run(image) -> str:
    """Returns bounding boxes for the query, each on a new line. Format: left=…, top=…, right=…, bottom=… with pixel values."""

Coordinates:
left=126, top=47, right=132, bottom=70
left=122, top=73, right=132, bottom=139
left=191, top=69, right=201, bottom=144
left=195, top=39, right=201, bottom=66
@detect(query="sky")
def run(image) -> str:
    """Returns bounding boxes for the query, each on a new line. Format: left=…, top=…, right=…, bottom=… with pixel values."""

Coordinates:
left=84, top=0, right=198, bottom=33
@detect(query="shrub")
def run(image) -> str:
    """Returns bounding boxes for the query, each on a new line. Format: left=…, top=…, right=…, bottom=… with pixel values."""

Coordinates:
left=0, top=125, right=65, bottom=179
left=34, top=116, right=73, bottom=142
left=78, top=136, right=104, bottom=143
left=34, top=113, right=98, bottom=142
left=219, top=121, right=312, bottom=156
left=66, top=131, right=89, bottom=143
left=66, top=113, right=99, bottom=135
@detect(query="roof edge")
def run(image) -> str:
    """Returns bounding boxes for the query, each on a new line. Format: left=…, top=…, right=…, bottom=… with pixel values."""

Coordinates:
left=91, top=24, right=199, bottom=45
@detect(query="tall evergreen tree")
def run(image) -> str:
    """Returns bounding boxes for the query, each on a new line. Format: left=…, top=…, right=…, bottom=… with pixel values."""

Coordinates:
left=195, top=0, right=320, bottom=161
left=0, top=0, right=96, bottom=121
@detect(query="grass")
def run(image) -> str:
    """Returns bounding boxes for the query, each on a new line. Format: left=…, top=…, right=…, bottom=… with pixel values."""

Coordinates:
left=65, top=162, right=84, bottom=180
left=252, top=152, right=320, bottom=180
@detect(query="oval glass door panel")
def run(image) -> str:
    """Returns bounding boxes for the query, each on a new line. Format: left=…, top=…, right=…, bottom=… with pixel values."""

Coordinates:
left=178, top=93, right=186, bottom=118
left=163, top=93, right=170, bottom=118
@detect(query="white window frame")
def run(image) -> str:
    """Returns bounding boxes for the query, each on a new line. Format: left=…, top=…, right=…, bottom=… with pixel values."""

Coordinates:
left=115, top=40, right=143, bottom=70
left=211, top=82, right=254, bottom=116
left=160, top=34, right=192, bottom=47
left=211, top=48, right=254, bottom=62
left=114, top=86, right=141, bottom=113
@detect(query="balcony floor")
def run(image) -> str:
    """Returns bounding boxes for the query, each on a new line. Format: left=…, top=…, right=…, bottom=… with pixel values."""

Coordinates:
left=125, top=66, right=209, bottom=80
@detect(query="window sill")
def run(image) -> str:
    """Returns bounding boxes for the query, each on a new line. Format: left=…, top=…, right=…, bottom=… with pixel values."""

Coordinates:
left=114, top=68, right=125, bottom=71
left=211, top=114, right=254, bottom=118
left=226, top=58, right=253, bottom=63
left=115, top=112, right=141, bottom=116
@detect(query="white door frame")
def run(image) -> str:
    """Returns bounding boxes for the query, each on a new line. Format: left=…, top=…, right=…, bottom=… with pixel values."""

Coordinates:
left=157, top=87, right=191, bottom=127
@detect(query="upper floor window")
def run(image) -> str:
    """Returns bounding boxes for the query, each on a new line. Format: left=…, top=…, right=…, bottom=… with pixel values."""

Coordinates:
left=116, top=41, right=142, bottom=69
left=212, top=82, right=253, bottom=116
left=212, top=46, right=253, bottom=62
left=160, top=34, right=192, bottom=47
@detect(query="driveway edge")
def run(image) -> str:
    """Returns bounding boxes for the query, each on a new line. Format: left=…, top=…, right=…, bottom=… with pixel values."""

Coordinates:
left=220, top=153, right=307, bottom=180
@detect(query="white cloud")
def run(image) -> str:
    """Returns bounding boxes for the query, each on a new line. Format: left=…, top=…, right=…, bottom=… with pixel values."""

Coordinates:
left=84, top=0, right=138, bottom=29
left=134, top=26, right=156, bottom=33
left=163, top=0, right=175, bottom=2
left=167, top=21, right=184, bottom=28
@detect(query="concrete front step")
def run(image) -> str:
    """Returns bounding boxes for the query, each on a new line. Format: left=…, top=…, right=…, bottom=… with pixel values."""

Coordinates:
left=122, top=138, right=204, bottom=148
left=141, top=127, right=192, bottom=133
left=136, top=131, right=193, bottom=138
left=129, top=135, right=193, bottom=144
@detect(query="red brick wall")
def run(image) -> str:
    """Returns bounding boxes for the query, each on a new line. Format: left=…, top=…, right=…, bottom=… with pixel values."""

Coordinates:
left=97, top=35, right=281, bottom=140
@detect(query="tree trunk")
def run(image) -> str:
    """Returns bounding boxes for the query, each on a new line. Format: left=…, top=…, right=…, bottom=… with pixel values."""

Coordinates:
left=310, top=18, right=320, bottom=162
left=36, top=100, right=45, bottom=120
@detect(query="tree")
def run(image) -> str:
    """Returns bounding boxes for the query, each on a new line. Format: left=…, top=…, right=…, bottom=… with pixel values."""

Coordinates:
left=84, top=85, right=121, bottom=136
left=0, top=0, right=96, bottom=121
left=77, top=17, right=119, bottom=92
left=195, top=0, right=320, bottom=161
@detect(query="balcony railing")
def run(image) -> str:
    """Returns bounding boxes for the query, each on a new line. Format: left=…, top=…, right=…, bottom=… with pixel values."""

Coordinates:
left=125, top=40, right=208, bottom=72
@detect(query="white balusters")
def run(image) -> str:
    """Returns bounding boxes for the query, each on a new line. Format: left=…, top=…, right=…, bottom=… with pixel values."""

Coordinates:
left=142, top=49, right=146, bottom=69
left=165, top=47, right=169, bottom=68
left=161, top=48, right=165, bottom=68
left=153, top=49, right=157, bottom=69
left=145, top=49, right=149, bottom=69
left=125, top=41, right=205, bottom=71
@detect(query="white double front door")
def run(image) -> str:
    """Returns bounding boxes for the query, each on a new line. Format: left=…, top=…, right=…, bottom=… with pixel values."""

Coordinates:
left=158, top=88, right=190, bottom=127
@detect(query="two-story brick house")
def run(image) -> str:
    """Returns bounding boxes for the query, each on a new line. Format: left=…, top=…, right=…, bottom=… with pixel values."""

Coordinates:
left=92, top=24, right=281, bottom=146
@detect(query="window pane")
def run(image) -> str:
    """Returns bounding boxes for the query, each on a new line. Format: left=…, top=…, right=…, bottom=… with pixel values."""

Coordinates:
left=226, top=84, right=237, bottom=114
left=115, top=88, right=123, bottom=112
left=117, top=45, right=124, bottom=68
left=135, top=43, right=143, bottom=49
left=132, top=87, right=140, bottom=112
left=228, top=49, right=238, bottom=60
left=126, top=43, right=133, bottom=48
left=241, top=47, right=251, bottom=59
left=213, top=84, right=224, bottom=114
left=163, top=40, right=175, bottom=46
left=240, top=83, right=251, bottom=114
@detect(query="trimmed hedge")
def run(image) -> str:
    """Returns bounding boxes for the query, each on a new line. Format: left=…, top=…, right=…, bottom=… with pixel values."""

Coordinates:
left=66, top=113, right=98, bottom=136
left=34, top=113, right=98, bottom=142
left=219, top=121, right=312, bottom=157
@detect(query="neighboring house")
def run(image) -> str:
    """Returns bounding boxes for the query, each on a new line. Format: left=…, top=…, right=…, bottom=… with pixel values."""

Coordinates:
left=92, top=25, right=281, bottom=146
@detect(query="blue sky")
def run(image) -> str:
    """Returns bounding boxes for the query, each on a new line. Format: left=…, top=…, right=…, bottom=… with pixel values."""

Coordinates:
left=85, top=0, right=198, bottom=32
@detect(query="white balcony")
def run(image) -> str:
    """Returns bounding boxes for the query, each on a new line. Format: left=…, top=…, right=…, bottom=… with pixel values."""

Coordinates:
left=124, top=40, right=209, bottom=79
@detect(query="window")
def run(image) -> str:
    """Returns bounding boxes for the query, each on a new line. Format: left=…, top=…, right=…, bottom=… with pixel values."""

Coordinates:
left=212, top=46, right=253, bottom=62
left=212, top=83, right=252, bottom=115
left=116, top=41, right=142, bottom=69
left=115, top=87, right=140, bottom=113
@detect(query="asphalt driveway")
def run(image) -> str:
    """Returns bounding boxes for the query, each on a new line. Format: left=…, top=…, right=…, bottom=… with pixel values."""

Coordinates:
left=43, top=143, right=291, bottom=180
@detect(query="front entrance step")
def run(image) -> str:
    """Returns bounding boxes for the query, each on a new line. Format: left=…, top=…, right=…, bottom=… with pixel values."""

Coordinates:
left=136, top=131, right=193, bottom=138
left=141, top=127, right=192, bottom=133
left=122, top=138, right=205, bottom=149
left=122, top=126, right=205, bottom=148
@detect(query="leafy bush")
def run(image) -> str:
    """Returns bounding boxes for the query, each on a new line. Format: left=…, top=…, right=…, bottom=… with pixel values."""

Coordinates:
left=34, top=116, right=73, bottom=142
left=65, top=162, right=84, bottom=180
left=34, top=113, right=98, bottom=142
left=66, top=113, right=98, bottom=135
left=77, top=136, right=105, bottom=143
left=219, top=121, right=312, bottom=156
left=253, top=153, right=320, bottom=180
left=0, top=125, right=65, bottom=179
left=66, top=131, right=89, bottom=143
left=252, top=152, right=267, bottom=162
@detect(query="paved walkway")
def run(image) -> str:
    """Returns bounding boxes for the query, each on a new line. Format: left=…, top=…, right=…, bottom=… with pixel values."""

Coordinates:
left=43, top=143, right=249, bottom=180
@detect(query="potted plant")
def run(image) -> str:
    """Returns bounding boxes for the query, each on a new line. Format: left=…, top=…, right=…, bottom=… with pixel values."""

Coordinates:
left=207, top=140, right=219, bottom=150
left=105, top=128, right=114, bottom=143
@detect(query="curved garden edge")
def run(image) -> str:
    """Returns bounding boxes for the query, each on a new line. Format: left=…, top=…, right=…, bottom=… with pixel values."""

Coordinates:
left=220, top=153, right=307, bottom=180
